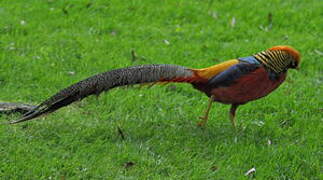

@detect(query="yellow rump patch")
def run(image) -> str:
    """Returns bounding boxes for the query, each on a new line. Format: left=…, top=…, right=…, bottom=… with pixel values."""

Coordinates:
left=192, top=59, right=239, bottom=79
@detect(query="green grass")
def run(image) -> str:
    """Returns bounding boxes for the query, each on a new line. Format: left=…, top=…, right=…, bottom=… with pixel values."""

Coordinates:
left=0, top=0, right=322, bottom=179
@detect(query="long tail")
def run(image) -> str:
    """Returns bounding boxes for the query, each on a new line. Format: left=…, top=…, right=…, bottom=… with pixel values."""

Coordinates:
left=10, top=64, right=201, bottom=124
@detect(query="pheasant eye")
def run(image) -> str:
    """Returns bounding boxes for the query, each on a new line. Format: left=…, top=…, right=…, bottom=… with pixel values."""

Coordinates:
left=290, top=60, right=298, bottom=68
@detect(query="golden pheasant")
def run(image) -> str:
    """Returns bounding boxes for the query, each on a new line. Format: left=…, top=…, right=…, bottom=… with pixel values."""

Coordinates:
left=10, top=45, right=301, bottom=128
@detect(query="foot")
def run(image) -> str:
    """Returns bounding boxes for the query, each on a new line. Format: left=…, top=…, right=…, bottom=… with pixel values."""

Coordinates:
left=197, top=116, right=208, bottom=127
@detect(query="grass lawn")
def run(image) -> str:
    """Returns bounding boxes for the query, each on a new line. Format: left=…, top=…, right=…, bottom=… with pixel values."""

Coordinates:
left=0, top=0, right=322, bottom=179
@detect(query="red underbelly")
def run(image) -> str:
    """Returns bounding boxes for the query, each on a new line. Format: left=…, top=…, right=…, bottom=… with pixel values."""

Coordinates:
left=209, top=69, right=286, bottom=104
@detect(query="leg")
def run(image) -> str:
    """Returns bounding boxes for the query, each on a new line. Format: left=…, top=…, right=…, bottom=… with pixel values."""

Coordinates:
left=229, top=104, right=239, bottom=129
left=197, top=95, right=215, bottom=127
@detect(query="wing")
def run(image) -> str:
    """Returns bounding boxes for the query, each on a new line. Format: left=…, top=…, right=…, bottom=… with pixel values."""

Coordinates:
left=207, top=57, right=261, bottom=88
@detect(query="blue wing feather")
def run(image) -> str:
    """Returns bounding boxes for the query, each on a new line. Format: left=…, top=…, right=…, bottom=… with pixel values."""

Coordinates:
left=208, top=56, right=261, bottom=87
left=238, top=56, right=261, bottom=65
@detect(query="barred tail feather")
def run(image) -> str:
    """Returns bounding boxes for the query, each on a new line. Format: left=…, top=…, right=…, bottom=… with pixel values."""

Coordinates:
left=10, top=64, right=197, bottom=124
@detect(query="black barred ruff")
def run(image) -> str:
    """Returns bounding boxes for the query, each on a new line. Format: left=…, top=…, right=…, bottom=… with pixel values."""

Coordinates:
left=253, top=50, right=293, bottom=73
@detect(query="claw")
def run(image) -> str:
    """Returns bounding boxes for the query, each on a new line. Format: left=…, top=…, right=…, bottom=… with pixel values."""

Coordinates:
left=197, top=116, right=208, bottom=127
left=197, top=121, right=205, bottom=127
left=199, top=116, right=207, bottom=120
